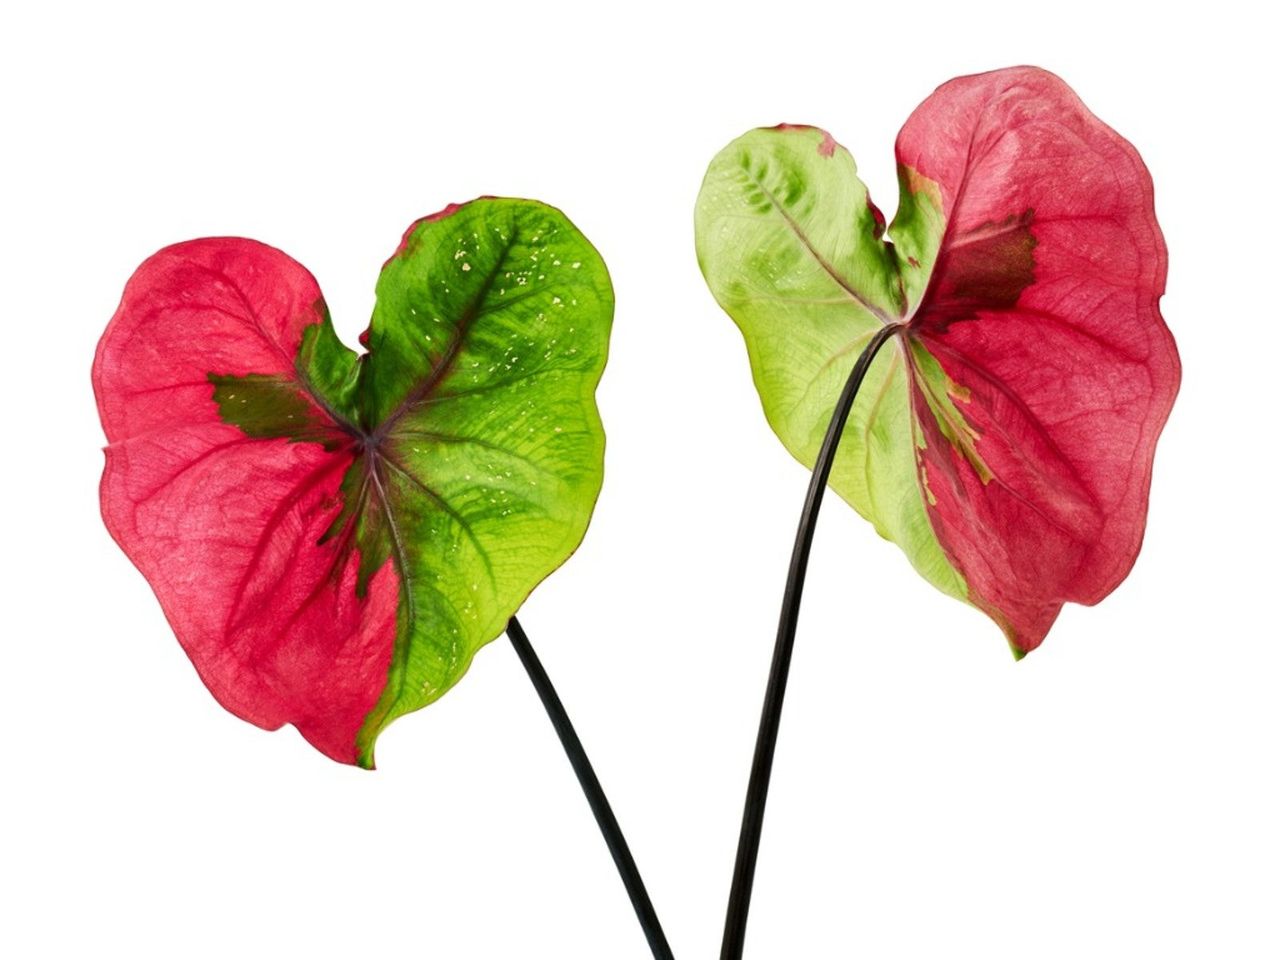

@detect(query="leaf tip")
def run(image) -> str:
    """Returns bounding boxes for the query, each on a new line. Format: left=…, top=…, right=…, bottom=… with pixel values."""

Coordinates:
left=769, top=123, right=838, bottom=157
left=386, top=201, right=471, bottom=265
left=1004, top=625, right=1048, bottom=661
left=355, top=741, right=378, bottom=770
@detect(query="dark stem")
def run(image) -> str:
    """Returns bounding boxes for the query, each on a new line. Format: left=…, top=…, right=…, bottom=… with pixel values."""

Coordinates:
left=719, top=322, right=905, bottom=960
left=507, top=616, right=676, bottom=960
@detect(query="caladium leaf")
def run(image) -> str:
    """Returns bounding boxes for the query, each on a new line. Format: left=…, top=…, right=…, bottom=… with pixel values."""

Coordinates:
left=94, top=198, right=612, bottom=766
left=695, top=67, right=1179, bottom=655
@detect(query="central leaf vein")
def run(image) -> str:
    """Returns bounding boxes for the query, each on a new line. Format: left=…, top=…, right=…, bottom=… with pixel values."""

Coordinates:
left=742, top=167, right=897, bottom=324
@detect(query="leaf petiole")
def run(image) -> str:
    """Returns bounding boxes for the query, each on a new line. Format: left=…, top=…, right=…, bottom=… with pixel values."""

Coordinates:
left=719, top=321, right=905, bottom=960
left=507, top=616, right=675, bottom=960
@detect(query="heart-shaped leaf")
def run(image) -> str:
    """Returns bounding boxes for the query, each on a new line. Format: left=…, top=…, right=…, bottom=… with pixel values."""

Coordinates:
left=695, top=67, right=1179, bottom=655
left=94, top=198, right=613, bottom=765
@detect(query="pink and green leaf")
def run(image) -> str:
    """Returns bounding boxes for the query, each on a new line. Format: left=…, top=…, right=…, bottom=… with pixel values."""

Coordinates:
left=695, top=66, right=1179, bottom=655
left=94, top=198, right=613, bottom=766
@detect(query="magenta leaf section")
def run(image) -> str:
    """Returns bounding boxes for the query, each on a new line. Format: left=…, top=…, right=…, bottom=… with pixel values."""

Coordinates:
left=901, top=67, right=1180, bottom=651
left=94, top=239, right=398, bottom=762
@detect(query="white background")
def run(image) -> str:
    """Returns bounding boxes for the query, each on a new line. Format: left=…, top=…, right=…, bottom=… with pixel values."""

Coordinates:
left=3, top=2, right=1276, bottom=957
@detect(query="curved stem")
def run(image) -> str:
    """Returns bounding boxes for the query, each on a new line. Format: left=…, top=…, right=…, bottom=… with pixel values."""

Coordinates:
left=507, top=616, right=676, bottom=960
left=719, top=322, right=905, bottom=960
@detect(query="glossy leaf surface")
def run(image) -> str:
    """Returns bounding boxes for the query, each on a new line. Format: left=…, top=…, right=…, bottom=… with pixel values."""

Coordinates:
left=696, top=67, right=1179, bottom=654
left=95, top=198, right=613, bottom=765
